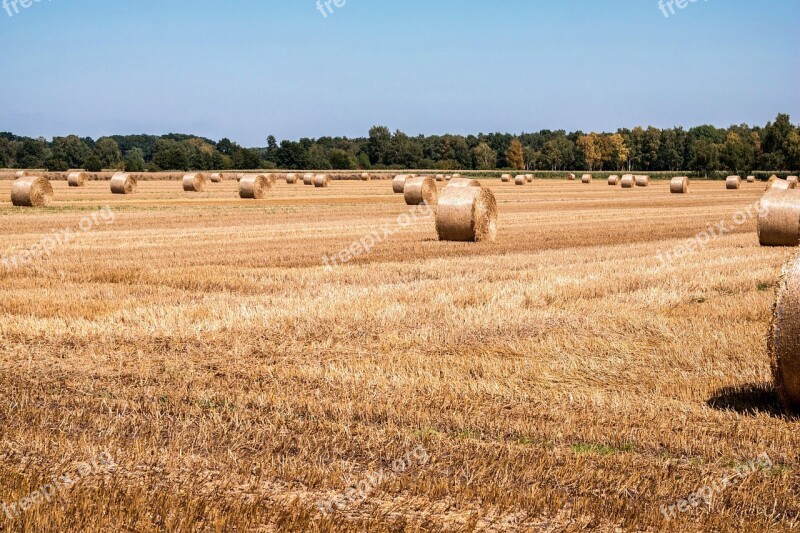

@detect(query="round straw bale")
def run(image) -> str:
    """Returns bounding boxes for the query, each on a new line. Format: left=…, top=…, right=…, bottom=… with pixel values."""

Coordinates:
left=500, top=174, right=512, bottom=183
left=303, top=173, right=315, bottom=186
left=608, top=175, right=619, bottom=186
left=360, top=173, right=371, bottom=181
left=567, top=173, right=576, bottom=181
left=582, top=174, right=592, bottom=184
left=670, top=176, right=689, bottom=194
left=747, top=175, right=756, bottom=183
left=67, top=171, right=87, bottom=187
left=182, top=173, right=208, bottom=192
left=436, top=185, right=498, bottom=243
left=14, top=170, right=28, bottom=179
left=11, top=176, right=53, bottom=207
left=239, top=174, right=271, bottom=199
left=452, top=173, right=462, bottom=179
left=525, top=174, right=533, bottom=183
left=450, top=177, right=482, bottom=188
left=759, top=190, right=800, bottom=246
left=726, top=175, right=741, bottom=190
left=313, top=174, right=330, bottom=188
left=789, top=176, right=800, bottom=188
left=621, top=175, right=635, bottom=188
left=768, top=175, right=790, bottom=191
left=435, top=174, right=446, bottom=182
left=514, top=175, right=526, bottom=186
left=286, top=173, right=298, bottom=184
left=445, top=175, right=452, bottom=181
left=110, top=172, right=137, bottom=194
left=635, top=175, right=650, bottom=187
left=769, top=253, right=800, bottom=409
left=210, top=173, right=223, bottom=183
left=404, top=176, right=438, bottom=209
left=393, top=174, right=411, bottom=193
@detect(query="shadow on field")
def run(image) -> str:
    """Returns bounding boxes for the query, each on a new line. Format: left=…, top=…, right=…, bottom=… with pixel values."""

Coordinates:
left=707, top=383, right=799, bottom=419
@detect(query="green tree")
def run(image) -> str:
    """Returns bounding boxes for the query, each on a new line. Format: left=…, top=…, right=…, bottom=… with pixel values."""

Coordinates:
left=124, top=148, right=146, bottom=172
left=52, top=135, right=91, bottom=169
left=84, top=155, right=103, bottom=172
left=505, top=139, right=525, bottom=170
left=472, top=142, right=497, bottom=170
left=94, top=137, right=122, bottom=168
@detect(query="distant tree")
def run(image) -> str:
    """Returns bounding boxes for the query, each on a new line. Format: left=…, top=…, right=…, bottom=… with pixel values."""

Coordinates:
left=16, top=138, right=50, bottom=169
left=306, top=145, right=332, bottom=170
left=721, top=131, right=754, bottom=173
left=577, top=134, right=602, bottom=171
left=84, top=155, right=103, bottom=172
left=472, top=142, right=497, bottom=170
left=94, top=137, right=122, bottom=168
left=367, top=126, right=392, bottom=165
left=124, top=148, right=146, bottom=172
left=357, top=152, right=371, bottom=169
left=505, top=139, right=525, bottom=170
left=523, top=146, right=537, bottom=170
left=689, top=139, right=720, bottom=176
left=52, top=135, right=91, bottom=169
left=607, top=134, right=629, bottom=171
left=45, top=158, right=69, bottom=171
left=217, top=138, right=235, bottom=156
left=329, top=148, right=357, bottom=170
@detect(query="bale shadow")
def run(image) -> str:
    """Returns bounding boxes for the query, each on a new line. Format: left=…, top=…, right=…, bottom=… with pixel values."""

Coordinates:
left=707, top=383, right=799, bottom=420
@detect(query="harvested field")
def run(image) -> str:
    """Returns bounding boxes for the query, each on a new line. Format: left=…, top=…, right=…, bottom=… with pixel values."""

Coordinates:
left=0, top=178, right=796, bottom=532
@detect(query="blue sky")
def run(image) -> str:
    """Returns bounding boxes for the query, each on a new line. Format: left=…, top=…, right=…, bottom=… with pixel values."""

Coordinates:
left=0, top=0, right=797, bottom=146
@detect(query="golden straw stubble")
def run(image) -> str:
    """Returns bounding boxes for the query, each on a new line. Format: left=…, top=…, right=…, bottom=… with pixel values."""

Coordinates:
left=758, top=190, right=800, bottom=246
left=436, top=185, right=498, bottom=243
left=67, top=171, right=87, bottom=187
left=238, top=174, right=272, bottom=199
left=182, top=173, right=208, bottom=192
left=770, top=253, right=800, bottom=410
left=110, top=172, right=137, bottom=194
left=403, top=176, right=438, bottom=211
left=11, top=175, right=53, bottom=207
left=670, top=176, right=689, bottom=194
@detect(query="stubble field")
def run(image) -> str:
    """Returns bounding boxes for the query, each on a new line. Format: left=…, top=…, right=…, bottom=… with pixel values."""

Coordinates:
left=0, top=177, right=797, bottom=532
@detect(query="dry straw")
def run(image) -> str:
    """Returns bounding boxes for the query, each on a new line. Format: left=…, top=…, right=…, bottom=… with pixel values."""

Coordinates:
left=582, top=174, right=592, bottom=184
left=239, top=174, right=271, bottom=199
left=789, top=176, right=800, bottom=188
left=11, top=176, right=53, bottom=207
left=769, top=253, right=800, bottom=409
left=67, top=171, right=87, bottom=187
left=608, top=175, right=619, bottom=186
left=525, top=174, right=533, bottom=183
left=567, top=173, right=576, bottom=181
left=768, top=175, right=790, bottom=191
left=747, top=175, right=756, bottom=183
left=110, top=172, right=137, bottom=194
left=286, top=173, right=298, bottom=184
left=404, top=176, right=439, bottom=210
left=183, top=173, right=208, bottom=192
left=449, top=177, right=482, bottom=188
left=726, top=175, right=742, bottom=190
left=435, top=174, right=446, bottom=182
left=635, top=175, right=650, bottom=187
left=360, top=173, right=371, bottom=181
left=436, top=185, right=498, bottom=243
left=313, top=174, right=330, bottom=188
left=621, top=175, right=635, bottom=188
left=514, top=175, right=526, bottom=186
left=210, top=173, right=223, bottom=183
left=670, top=176, right=689, bottom=194
left=303, top=173, right=315, bottom=186
left=393, top=174, right=411, bottom=194
left=759, top=190, right=800, bottom=246
left=501, top=174, right=512, bottom=183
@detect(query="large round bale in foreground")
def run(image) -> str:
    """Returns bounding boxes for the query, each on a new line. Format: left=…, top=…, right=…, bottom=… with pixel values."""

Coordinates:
left=747, top=175, right=756, bottom=183
left=726, top=175, right=742, bottom=190
left=566, top=173, right=576, bottom=181
left=286, top=173, right=298, bottom=184
left=110, top=172, right=137, bottom=194
left=621, top=175, right=635, bottom=188
left=302, top=173, right=314, bottom=186
left=313, top=174, right=330, bottom=188
left=182, top=173, right=208, bottom=192
left=436, top=185, right=497, bottom=243
left=500, top=174, right=512, bottom=183
left=67, top=171, right=87, bottom=187
left=608, top=175, right=619, bottom=186
left=759, top=190, right=800, bottom=246
left=239, top=174, right=272, bottom=199
left=404, top=176, right=438, bottom=209
left=768, top=175, right=791, bottom=191
left=635, top=175, right=650, bottom=187
left=769, top=253, right=800, bottom=410
left=514, top=175, right=526, bottom=186
left=392, top=174, right=411, bottom=194
left=449, top=177, right=482, bottom=188
left=670, top=176, right=689, bottom=194
left=360, top=173, right=371, bottom=181
left=582, top=174, right=592, bottom=184
left=11, top=176, right=53, bottom=207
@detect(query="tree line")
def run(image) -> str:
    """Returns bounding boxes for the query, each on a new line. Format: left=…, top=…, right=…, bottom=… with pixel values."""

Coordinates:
left=1, top=114, right=798, bottom=174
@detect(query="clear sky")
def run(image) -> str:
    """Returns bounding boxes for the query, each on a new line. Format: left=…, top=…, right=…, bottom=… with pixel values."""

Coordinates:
left=0, top=0, right=797, bottom=146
